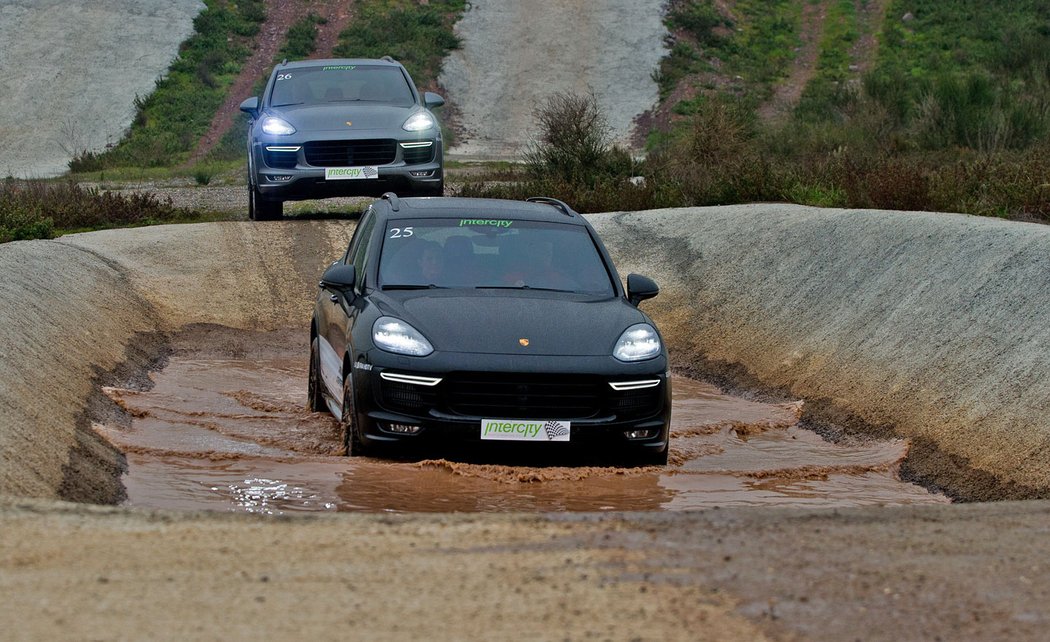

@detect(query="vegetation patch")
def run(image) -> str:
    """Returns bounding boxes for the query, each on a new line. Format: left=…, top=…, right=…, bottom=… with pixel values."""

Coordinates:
left=333, top=0, right=466, bottom=85
left=68, top=0, right=266, bottom=172
left=1, top=180, right=201, bottom=243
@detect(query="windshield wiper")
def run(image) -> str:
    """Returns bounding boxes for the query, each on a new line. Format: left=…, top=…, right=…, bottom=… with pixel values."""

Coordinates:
left=271, top=101, right=304, bottom=107
left=382, top=284, right=448, bottom=290
left=475, top=285, right=577, bottom=293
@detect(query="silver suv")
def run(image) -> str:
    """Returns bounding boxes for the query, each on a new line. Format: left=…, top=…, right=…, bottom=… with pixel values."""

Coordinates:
left=239, top=57, right=445, bottom=220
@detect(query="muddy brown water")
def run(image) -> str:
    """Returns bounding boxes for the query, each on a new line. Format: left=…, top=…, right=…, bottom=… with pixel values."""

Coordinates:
left=92, top=328, right=948, bottom=514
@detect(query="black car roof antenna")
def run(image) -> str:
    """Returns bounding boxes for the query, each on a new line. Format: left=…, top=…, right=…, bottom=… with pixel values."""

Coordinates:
left=526, top=196, right=575, bottom=217
left=381, top=192, right=401, bottom=211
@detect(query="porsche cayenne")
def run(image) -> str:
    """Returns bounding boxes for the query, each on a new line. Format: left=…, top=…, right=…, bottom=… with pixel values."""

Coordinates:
left=240, top=57, right=445, bottom=220
left=308, top=194, right=671, bottom=464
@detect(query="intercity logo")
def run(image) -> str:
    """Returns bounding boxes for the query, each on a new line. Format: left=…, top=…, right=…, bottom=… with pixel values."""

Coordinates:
left=481, top=419, right=570, bottom=442
left=459, top=219, right=513, bottom=228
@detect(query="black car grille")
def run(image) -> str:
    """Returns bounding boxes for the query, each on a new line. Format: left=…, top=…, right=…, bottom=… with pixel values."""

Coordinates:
left=401, top=144, right=435, bottom=165
left=304, top=139, right=397, bottom=167
left=376, top=372, right=664, bottom=421
left=263, top=149, right=297, bottom=169
left=443, top=373, right=605, bottom=420
left=608, top=386, right=663, bottom=420
left=379, top=379, right=439, bottom=415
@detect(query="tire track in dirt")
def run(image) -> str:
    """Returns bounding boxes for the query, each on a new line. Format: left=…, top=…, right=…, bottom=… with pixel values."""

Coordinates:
left=758, top=0, right=830, bottom=122
left=187, top=0, right=312, bottom=164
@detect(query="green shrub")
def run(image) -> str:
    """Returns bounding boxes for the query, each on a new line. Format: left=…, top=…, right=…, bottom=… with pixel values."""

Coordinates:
left=0, top=180, right=198, bottom=242
left=334, top=0, right=465, bottom=83
left=523, top=92, right=635, bottom=187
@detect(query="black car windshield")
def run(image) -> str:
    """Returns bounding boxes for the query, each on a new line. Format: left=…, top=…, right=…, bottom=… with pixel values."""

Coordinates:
left=269, top=65, right=415, bottom=107
left=378, top=218, right=616, bottom=296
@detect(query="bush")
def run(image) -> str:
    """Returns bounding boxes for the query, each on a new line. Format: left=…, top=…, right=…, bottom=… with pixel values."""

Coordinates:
left=523, top=92, right=634, bottom=186
left=0, top=180, right=198, bottom=242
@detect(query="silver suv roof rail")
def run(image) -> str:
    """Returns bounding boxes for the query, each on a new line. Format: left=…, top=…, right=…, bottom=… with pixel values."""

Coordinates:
left=526, top=196, right=575, bottom=217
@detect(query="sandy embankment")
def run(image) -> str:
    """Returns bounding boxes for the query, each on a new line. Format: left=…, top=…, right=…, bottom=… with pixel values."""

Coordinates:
left=0, top=0, right=205, bottom=177
left=439, top=0, right=667, bottom=158
left=2, top=207, right=1050, bottom=638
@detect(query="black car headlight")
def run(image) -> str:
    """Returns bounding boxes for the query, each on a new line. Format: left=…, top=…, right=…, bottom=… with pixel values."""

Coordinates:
left=613, top=323, right=661, bottom=362
left=373, top=316, right=434, bottom=356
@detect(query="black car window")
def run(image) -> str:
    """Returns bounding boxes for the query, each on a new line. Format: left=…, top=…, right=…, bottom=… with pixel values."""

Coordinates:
left=270, top=65, right=415, bottom=107
left=377, top=218, right=616, bottom=296
left=346, top=210, right=377, bottom=291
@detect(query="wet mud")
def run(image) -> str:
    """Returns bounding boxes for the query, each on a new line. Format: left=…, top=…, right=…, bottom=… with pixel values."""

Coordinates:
left=94, top=328, right=948, bottom=514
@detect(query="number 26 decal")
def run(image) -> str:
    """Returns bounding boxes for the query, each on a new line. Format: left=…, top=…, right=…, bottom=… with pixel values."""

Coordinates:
left=389, top=227, right=414, bottom=238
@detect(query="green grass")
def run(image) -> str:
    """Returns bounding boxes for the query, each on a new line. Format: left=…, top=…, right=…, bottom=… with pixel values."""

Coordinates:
left=795, top=0, right=859, bottom=121
left=68, top=0, right=266, bottom=171
left=0, top=180, right=208, bottom=243
left=333, top=0, right=466, bottom=85
left=657, top=0, right=801, bottom=107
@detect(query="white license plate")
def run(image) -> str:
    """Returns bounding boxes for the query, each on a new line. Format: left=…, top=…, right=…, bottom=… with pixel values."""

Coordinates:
left=480, top=419, right=571, bottom=442
left=324, top=166, right=379, bottom=180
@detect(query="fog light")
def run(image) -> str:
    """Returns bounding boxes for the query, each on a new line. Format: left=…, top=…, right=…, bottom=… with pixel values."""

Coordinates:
left=624, top=429, right=656, bottom=440
left=410, top=170, right=434, bottom=177
left=387, top=423, right=422, bottom=434
left=267, top=175, right=293, bottom=182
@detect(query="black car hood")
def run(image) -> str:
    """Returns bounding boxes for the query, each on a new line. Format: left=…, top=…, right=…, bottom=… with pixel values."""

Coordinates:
left=272, top=103, right=419, bottom=133
left=382, top=291, right=650, bottom=356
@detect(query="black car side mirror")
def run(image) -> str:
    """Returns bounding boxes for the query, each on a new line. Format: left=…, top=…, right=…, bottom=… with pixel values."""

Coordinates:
left=320, top=264, right=356, bottom=290
left=626, top=273, right=659, bottom=306
left=424, top=92, right=445, bottom=109
left=239, top=96, right=259, bottom=118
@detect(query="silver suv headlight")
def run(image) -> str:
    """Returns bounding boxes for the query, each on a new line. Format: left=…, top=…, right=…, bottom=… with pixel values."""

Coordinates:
left=613, top=323, right=661, bottom=362
left=261, top=116, right=296, bottom=136
left=402, top=111, right=435, bottom=132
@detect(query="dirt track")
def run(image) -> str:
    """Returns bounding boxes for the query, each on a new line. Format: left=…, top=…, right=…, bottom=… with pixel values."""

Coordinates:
left=439, top=0, right=667, bottom=158
left=2, top=209, right=1050, bottom=638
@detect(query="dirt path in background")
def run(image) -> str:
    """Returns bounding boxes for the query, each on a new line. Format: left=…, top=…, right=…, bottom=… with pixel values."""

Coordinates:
left=758, top=0, right=830, bottom=121
left=187, top=1, right=357, bottom=164
left=187, top=1, right=309, bottom=164
left=851, top=0, right=891, bottom=75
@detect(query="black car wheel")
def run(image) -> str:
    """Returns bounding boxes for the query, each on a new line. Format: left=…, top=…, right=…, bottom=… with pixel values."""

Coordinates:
left=307, top=336, right=326, bottom=412
left=253, top=190, right=283, bottom=221
left=247, top=180, right=257, bottom=221
left=340, top=372, right=368, bottom=456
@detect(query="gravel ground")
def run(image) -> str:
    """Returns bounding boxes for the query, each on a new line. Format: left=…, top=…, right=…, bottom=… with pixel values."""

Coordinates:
left=0, top=0, right=204, bottom=178
left=439, top=0, right=667, bottom=159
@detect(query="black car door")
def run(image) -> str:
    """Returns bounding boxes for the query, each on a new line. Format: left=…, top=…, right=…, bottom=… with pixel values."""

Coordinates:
left=322, top=210, right=376, bottom=395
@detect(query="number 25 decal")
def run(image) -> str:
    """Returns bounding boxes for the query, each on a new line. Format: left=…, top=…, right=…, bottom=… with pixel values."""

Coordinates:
left=389, top=227, right=414, bottom=238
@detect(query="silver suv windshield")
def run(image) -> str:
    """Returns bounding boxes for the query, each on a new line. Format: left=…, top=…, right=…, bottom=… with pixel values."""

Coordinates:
left=270, top=65, right=415, bottom=107
left=378, top=218, right=616, bottom=296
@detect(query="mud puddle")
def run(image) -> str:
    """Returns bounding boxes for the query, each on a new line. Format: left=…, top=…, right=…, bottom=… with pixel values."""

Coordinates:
left=94, top=328, right=948, bottom=514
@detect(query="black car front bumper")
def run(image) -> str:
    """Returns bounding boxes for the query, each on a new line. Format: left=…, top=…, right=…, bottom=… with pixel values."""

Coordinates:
left=349, top=353, right=671, bottom=454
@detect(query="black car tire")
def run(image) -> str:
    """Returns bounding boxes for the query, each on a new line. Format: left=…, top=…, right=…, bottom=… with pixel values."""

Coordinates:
left=307, top=336, right=326, bottom=412
left=341, top=372, right=368, bottom=456
left=254, top=191, right=283, bottom=221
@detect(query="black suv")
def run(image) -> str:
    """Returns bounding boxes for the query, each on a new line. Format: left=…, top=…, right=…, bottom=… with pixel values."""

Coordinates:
left=309, top=194, right=671, bottom=465
left=239, top=58, right=445, bottom=220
